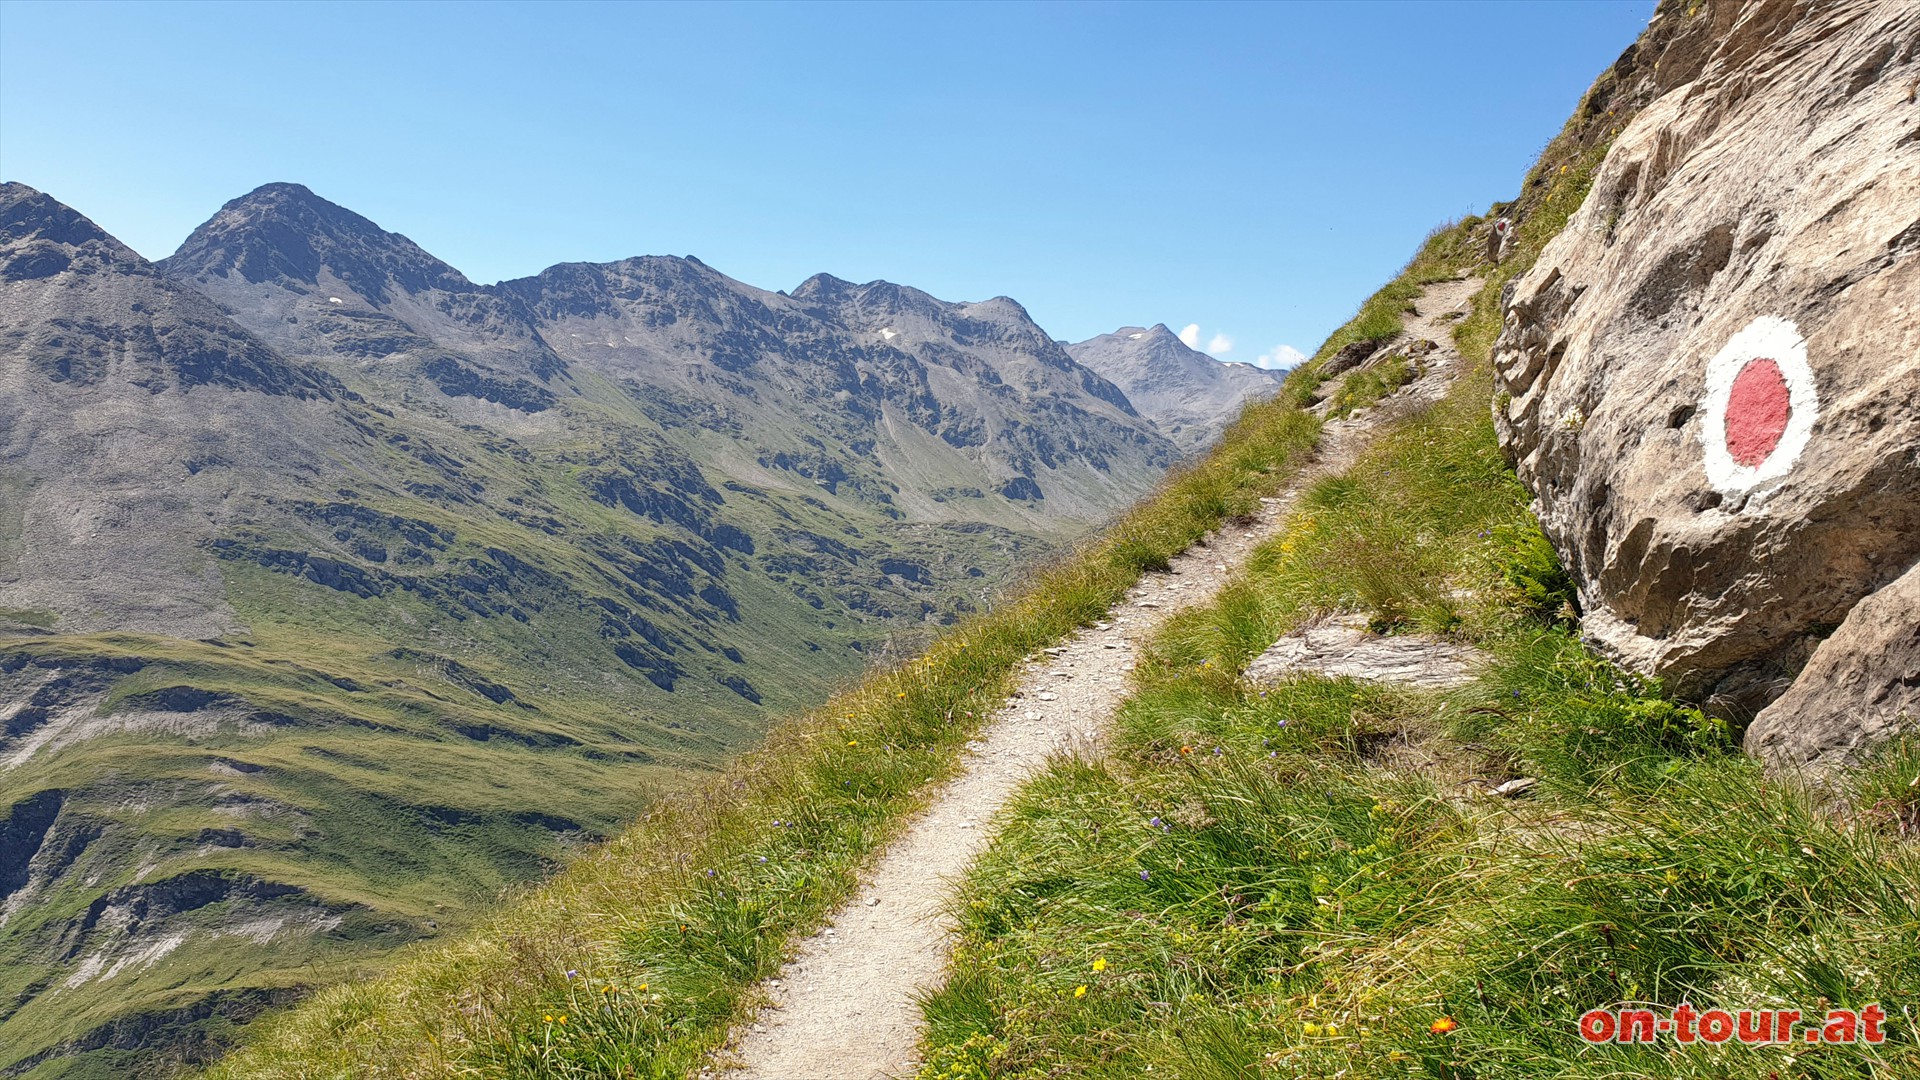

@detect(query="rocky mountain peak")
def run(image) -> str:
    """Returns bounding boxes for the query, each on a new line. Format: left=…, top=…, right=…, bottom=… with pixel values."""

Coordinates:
left=1067, top=323, right=1283, bottom=454
left=789, top=271, right=855, bottom=304
left=1, top=182, right=143, bottom=276
left=161, top=182, right=472, bottom=305
left=2, top=182, right=121, bottom=250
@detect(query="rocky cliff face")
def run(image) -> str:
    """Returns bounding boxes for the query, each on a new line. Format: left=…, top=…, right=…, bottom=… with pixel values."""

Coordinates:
left=1067, top=325, right=1284, bottom=453
left=496, top=262, right=1174, bottom=523
left=1492, top=0, right=1920, bottom=771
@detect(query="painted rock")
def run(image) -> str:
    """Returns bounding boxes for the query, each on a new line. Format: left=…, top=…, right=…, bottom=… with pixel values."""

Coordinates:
left=1491, top=0, right=1920, bottom=770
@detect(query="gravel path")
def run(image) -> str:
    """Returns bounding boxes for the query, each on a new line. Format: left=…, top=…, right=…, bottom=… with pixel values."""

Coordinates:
left=714, top=277, right=1482, bottom=1080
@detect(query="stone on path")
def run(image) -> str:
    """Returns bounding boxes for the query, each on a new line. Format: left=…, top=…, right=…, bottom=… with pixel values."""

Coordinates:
left=1245, top=612, right=1487, bottom=690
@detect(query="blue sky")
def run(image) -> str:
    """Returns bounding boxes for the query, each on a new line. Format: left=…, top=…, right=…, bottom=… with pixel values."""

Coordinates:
left=0, top=0, right=1652, bottom=367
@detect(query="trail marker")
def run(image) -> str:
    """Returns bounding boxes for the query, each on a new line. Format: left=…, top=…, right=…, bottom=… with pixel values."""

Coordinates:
left=1700, top=315, right=1818, bottom=497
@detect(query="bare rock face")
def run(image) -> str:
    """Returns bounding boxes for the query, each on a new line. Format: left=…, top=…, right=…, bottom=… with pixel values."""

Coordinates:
left=0, top=183, right=358, bottom=638
left=1747, top=562, right=1920, bottom=771
left=1492, top=0, right=1920, bottom=767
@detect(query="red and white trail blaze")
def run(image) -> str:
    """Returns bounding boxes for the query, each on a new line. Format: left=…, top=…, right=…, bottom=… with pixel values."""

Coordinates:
left=1700, top=316, right=1819, bottom=497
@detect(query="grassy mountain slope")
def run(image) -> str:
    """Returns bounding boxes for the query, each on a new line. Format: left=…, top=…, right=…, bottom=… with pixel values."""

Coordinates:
left=198, top=356, right=1326, bottom=1079
left=914, top=6, right=1920, bottom=1076
left=195, top=5, right=1920, bottom=1078
left=0, top=183, right=1169, bottom=1076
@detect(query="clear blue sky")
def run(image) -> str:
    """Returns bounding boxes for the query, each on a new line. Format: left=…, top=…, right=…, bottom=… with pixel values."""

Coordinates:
left=0, top=0, right=1652, bottom=368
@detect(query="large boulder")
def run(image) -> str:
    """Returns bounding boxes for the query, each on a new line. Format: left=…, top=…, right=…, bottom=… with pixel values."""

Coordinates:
left=1747, top=562, right=1920, bottom=772
left=1491, top=0, right=1920, bottom=768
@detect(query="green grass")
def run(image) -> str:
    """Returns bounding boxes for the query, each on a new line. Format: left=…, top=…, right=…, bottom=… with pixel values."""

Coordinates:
left=915, top=349, right=1920, bottom=1080
left=2, top=352, right=1079, bottom=1075
left=196, top=365, right=1329, bottom=1078
left=1326, top=355, right=1414, bottom=421
left=186, top=167, right=1494, bottom=1080
left=914, top=107, right=1919, bottom=1077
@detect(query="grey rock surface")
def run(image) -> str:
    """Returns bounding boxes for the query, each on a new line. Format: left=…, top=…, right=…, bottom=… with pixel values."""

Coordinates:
left=1245, top=611, right=1488, bottom=691
left=0, top=182, right=366, bottom=637
left=162, top=184, right=1178, bottom=528
left=1491, top=0, right=1920, bottom=739
left=1747, top=560, right=1920, bottom=772
left=1066, top=324, right=1284, bottom=453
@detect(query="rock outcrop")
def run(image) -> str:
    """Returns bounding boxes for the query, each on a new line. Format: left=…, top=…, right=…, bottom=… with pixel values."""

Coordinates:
left=1747, top=562, right=1920, bottom=771
left=1492, top=0, right=1920, bottom=770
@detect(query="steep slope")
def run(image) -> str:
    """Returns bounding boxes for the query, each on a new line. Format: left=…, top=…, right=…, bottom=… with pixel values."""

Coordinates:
left=1492, top=0, right=1920, bottom=761
left=1067, top=323, right=1285, bottom=452
left=0, top=182, right=353, bottom=640
left=0, top=186, right=769, bottom=1076
left=498, top=261, right=1172, bottom=528
left=1, top=184, right=1178, bottom=1076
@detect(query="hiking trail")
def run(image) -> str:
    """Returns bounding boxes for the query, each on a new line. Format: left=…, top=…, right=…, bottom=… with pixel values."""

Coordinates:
left=712, top=275, right=1483, bottom=1079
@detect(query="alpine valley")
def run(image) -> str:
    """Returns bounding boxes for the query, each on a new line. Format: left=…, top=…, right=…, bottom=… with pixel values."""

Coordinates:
left=0, top=181, right=1251, bottom=1076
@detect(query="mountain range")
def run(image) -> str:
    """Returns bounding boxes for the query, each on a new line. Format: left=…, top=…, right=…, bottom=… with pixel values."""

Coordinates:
left=0, top=180, right=1274, bottom=1074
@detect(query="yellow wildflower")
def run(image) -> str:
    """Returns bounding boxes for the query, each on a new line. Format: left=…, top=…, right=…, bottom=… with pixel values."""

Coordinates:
left=1303, top=1022, right=1321, bottom=1035
left=1073, top=985, right=1088, bottom=999
left=848, top=739, right=859, bottom=746
left=1092, top=957, right=1107, bottom=972
left=543, top=1014, right=554, bottom=1023
left=557, top=1014, right=567, bottom=1025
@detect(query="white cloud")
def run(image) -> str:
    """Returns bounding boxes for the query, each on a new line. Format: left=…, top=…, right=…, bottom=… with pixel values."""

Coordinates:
left=1178, top=323, right=1201, bottom=349
left=1252, top=344, right=1307, bottom=371
left=1206, top=333, right=1234, bottom=356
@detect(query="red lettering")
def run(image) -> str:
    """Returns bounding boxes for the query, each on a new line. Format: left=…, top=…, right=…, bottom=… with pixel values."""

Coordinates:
left=1700, top=1009, right=1735, bottom=1044
left=1673, top=1002, right=1699, bottom=1043
left=1823, top=1010, right=1857, bottom=1043
left=1863, top=1003, right=1887, bottom=1044
left=1737, top=1010, right=1772, bottom=1044
left=1774, top=1009, right=1801, bottom=1043
left=1579, top=1010, right=1616, bottom=1043
left=1618, top=1010, right=1657, bottom=1043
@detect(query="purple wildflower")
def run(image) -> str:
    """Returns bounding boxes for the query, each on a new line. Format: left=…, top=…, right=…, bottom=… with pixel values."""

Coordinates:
left=1140, top=870, right=1151, bottom=880
left=565, top=969, right=578, bottom=979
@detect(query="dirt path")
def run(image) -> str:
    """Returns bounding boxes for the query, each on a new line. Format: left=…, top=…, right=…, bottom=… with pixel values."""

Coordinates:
left=712, top=277, right=1482, bottom=1080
